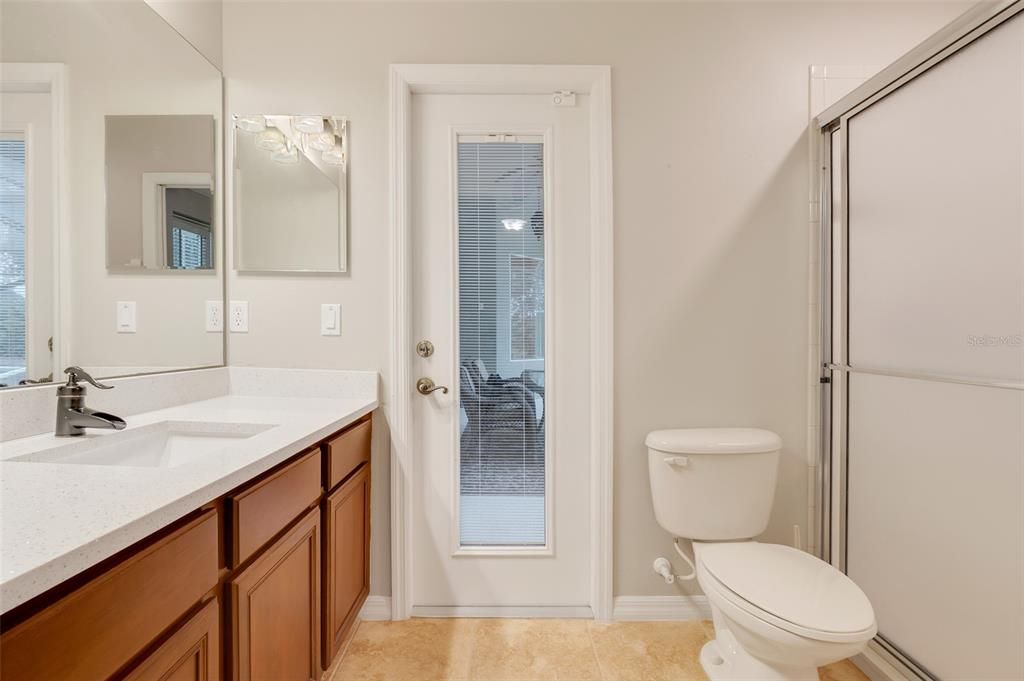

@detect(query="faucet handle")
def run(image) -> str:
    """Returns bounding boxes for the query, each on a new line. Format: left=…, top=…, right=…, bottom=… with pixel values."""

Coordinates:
left=64, top=366, right=114, bottom=390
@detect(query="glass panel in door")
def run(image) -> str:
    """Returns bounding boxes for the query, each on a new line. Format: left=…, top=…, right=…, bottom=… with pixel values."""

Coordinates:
left=456, top=138, right=546, bottom=547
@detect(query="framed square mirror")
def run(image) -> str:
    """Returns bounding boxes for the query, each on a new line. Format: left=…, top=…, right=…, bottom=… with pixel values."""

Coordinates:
left=233, top=115, right=348, bottom=273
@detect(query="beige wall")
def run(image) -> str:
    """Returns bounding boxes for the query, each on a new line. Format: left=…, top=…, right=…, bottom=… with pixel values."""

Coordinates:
left=144, top=0, right=223, bottom=70
left=223, top=1, right=969, bottom=598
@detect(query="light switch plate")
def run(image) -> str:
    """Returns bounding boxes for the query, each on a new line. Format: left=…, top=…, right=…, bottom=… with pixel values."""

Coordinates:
left=321, top=303, right=341, bottom=336
left=116, top=301, right=136, bottom=333
left=205, top=301, right=223, bottom=332
left=229, top=301, right=249, bottom=333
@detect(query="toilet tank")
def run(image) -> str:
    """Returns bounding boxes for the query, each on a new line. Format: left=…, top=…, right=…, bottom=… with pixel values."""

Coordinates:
left=646, top=428, right=782, bottom=540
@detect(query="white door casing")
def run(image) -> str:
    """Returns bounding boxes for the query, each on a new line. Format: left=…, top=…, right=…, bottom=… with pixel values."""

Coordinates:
left=388, top=65, right=614, bottom=620
left=0, top=63, right=66, bottom=381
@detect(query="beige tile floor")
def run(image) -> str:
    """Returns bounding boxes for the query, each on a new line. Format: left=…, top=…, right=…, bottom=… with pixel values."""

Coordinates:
left=325, top=619, right=870, bottom=681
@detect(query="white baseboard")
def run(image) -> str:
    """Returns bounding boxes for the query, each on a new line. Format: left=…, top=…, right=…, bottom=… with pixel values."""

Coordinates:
left=360, top=595, right=712, bottom=622
left=612, top=596, right=711, bottom=621
left=359, top=595, right=392, bottom=621
left=411, top=605, right=594, bottom=618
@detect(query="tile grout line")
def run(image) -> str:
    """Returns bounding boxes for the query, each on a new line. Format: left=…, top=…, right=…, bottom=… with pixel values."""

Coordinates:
left=465, top=618, right=480, bottom=681
left=585, top=621, right=611, bottom=681
left=326, top=618, right=365, bottom=681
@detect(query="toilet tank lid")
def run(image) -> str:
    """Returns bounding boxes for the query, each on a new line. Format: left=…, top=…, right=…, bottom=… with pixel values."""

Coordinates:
left=645, top=428, right=781, bottom=454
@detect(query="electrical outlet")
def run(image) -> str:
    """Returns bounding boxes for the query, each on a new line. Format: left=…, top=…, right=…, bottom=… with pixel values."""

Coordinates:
left=205, top=301, right=223, bottom=332
left=229, top=301, right=249, bottom=333
left=321, top=303, right=341, bottom=336
left=116, top=301, right=136, bottom=333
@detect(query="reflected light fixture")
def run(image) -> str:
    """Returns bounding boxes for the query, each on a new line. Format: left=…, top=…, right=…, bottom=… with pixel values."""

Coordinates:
left=272, top=142, right=299, bottom=164
left=502, top=218, right=527, bottom=231
left=292, top=116, right=324, bottom=134
left=306, top=131, right=336, bottom=152
left=255, top=127, right=286, bottom=151
left=234, top=115, right=266, bottom=133
left=322, top=145, right=346, bottom=166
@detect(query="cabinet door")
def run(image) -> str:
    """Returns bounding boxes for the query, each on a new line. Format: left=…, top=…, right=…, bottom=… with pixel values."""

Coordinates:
left=124, top=598, right=220, bottom=681
left=323, top=464, right=370, bottom=668
left=230, top=507, right=321, bottom=681
left=0, top=510, right=218, bottom=681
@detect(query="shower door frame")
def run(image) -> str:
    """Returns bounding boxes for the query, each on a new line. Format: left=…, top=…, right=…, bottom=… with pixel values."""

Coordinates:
left=817, top=2, right=1024, bottom=679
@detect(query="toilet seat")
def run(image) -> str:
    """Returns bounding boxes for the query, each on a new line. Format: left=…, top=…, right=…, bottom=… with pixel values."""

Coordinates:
left=697, top=542, right=876, bottom=644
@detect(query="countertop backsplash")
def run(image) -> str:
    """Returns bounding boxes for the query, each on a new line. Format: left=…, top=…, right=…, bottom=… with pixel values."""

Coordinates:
left=0, top=367, right=380, bottom=442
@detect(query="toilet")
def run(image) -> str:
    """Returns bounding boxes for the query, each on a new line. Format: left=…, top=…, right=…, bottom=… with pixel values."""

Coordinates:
left=646, top=428, right=876, bottom=681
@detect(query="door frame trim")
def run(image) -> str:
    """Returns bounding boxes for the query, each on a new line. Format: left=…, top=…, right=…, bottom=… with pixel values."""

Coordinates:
left=388, top=64, right=615, bottom=620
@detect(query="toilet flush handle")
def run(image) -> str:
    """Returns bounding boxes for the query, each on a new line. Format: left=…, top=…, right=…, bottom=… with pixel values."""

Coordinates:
left=664, top=456, right=689, bottom=467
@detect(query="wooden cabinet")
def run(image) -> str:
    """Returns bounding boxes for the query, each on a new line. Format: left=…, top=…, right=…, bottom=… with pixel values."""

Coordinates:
left=0, top=509, right=219, bottom=681
left=322, top=464, right=370, bottom=666
left=123, top=598, right=221, bottom=681
left=1, top=413, right=373, bottom=681
left=229, top=507, right=321, bottom=681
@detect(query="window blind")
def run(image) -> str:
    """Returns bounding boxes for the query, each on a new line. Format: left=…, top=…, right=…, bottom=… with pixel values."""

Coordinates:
left=169, top=213, right=212, bottom=270
left=0, top=136, right=27, bottom=381
left=456, top=139, right=547, bottom=547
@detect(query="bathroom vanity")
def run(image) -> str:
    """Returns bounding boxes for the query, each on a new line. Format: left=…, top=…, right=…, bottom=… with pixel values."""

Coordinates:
left=0, top=373, right=377, bottom=681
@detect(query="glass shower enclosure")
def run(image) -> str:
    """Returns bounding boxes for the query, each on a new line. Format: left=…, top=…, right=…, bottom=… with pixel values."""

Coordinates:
left=817, top=3, right=1024, bottom=680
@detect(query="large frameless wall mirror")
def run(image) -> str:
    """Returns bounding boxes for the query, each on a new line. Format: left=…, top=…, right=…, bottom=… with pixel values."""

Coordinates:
left=233, top=115, right=348, bottom=273
left=0, top=0, right=224, bottom=389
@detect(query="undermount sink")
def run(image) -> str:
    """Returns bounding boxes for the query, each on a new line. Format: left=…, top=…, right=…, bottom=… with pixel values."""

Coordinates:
left=10, top=421, right=276, bottom=468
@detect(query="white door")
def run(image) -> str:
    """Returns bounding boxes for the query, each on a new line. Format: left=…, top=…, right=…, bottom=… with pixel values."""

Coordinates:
left=410, top=92, right=593, bottom=613
left=0, top=90, right=55, bottom=385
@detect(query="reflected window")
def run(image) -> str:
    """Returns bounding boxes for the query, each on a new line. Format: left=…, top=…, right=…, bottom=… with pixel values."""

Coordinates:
left=0, top=134, right=26, bottom=385
left=165, top=188, right=212, bottom=269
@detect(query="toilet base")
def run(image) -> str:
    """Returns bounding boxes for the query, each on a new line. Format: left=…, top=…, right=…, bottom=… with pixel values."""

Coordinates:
left=700, top=633, right=819, bottom=681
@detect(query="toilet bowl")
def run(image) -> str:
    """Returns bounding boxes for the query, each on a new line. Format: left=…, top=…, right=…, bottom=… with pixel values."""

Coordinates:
left=645, top=429, right=876, bottom=681
left=694, top=541, right=876, bottom=680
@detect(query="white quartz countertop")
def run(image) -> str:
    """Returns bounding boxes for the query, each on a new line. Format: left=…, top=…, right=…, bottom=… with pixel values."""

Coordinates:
left=0, top=392, right=377, bottom=614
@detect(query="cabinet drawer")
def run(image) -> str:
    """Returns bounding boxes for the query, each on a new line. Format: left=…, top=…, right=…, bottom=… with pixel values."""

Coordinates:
left=0, top=509, right=219, bottom=681
left=324, top=416, right=371, bottom=491
left=229, top=448, right=321, bottom=566
left=123, top=597, right=221, bottom=681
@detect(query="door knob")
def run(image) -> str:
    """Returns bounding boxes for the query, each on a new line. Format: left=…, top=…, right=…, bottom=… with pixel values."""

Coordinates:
left=416, top=377, right=449, bottom=395
left=416, top=340, right=435, bottom=358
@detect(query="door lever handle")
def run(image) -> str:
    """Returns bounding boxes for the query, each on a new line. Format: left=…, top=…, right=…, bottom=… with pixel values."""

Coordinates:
left=416, top=377, right=449, bottom=395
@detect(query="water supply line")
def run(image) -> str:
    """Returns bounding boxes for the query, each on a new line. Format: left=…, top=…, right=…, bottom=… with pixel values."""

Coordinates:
left=652, top=538, right=698, bottom=584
